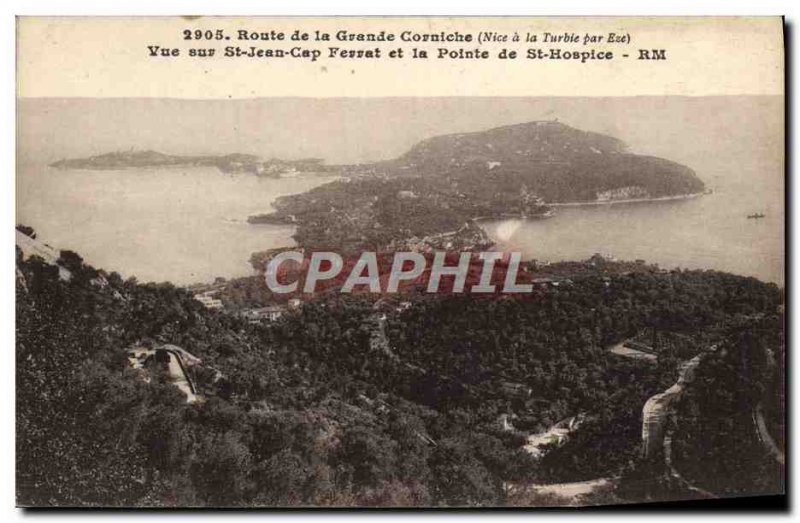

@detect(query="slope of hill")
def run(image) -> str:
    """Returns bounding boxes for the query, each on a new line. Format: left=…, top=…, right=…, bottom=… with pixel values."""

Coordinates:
left=16, top=227, right=783, bottom=507
left=247, top=121, right=704, bottom=254
left=374, top=121, right=705, bottom=203
left=248, top=175, right=544, bottom=252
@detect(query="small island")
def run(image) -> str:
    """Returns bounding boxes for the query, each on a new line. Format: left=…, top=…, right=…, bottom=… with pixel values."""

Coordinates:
left=50, top=121, right=706, bottom=255
left=50, top=149, right=330, bottom=178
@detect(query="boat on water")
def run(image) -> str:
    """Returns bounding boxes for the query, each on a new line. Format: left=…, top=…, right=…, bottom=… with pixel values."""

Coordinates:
left=747, top=213, right=766, bottom=219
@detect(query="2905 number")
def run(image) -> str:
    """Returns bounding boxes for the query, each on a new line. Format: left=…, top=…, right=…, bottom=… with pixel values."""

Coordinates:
left=183, top=29, right=226, bottom=40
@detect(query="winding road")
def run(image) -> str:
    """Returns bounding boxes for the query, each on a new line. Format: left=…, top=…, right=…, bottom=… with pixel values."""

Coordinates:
left=753, top=403, right=785, bottom=465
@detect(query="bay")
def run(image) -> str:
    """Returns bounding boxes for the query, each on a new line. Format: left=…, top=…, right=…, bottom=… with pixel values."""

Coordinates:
left=16, top=163, right=338, bottom=284
left=481, top=180, right=784, bottom=284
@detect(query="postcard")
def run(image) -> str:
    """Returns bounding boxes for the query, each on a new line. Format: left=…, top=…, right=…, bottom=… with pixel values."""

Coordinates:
left=16, top=16, right=785, bottom=507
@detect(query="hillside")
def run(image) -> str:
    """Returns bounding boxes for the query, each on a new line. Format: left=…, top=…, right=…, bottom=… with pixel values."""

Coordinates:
left=372, top=121, right=705, bottom=203
left=248, top=175, right=545, bottom=252
left=247, top=121, right=704, bottom=255
left=16, top=227, right=783, bottom=507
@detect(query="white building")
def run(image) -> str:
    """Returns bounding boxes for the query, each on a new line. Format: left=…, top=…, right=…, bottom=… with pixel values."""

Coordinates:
left=195, top=293, right=223, bottom=309
left=242, top=305, right=285, bottom=324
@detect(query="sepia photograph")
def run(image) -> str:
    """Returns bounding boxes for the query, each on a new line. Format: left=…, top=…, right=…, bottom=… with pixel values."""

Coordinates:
left=13, top=16, right=786, bottom=509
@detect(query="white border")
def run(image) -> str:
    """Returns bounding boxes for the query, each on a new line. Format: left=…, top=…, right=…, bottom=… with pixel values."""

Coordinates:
left=3, top=1, right=795, bottom=521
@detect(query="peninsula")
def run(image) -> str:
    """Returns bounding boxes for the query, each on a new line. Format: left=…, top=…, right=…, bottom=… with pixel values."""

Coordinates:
left=248, top=121, right=705, bottom=253
left=50, top=150, right=329, bottom=177
left=49, top=121, right=705, bottom=254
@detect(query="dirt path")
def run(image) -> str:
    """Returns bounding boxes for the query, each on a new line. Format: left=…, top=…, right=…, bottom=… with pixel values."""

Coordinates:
left=754, top=403, right=785, bottom=465
left=522, top=477, right=615, bottom=497
left=505, top=477, right=618, bottom=506
left=608, top=340, right=657, bottom=361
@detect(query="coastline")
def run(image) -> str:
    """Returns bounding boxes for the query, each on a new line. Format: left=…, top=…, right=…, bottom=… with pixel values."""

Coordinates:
left=472, top=211, right=554, bottom=222
left=549, top=192, right=705, bottom=208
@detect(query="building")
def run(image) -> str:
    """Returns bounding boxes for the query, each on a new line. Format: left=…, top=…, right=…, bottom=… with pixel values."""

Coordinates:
left=242, top=305, right=286, bottom=324
left=193, top=289, right=224, bottom=309
left=195, top=293, right=223, bottom=309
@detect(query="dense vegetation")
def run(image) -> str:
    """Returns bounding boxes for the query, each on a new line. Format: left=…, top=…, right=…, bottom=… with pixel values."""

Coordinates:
left=51, top=121, right=704, bottom=256
left=17, top=247, right=533, bottom=507
left=17, top=236, right=783, bottom=506
left=671, top=316, right=785, bottom=495
left=383, top=121, right=705, bottom=203
left=247, top=121, right=703, bottom=252
left=249, top=175, right=546, bottom=252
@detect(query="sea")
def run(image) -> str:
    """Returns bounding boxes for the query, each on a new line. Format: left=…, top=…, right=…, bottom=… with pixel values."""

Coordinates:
left=16, top=163, right=339, bottom=284
left=16, top=97, right=784, bottom=286
left=481, top=188, right=783, bottom=284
